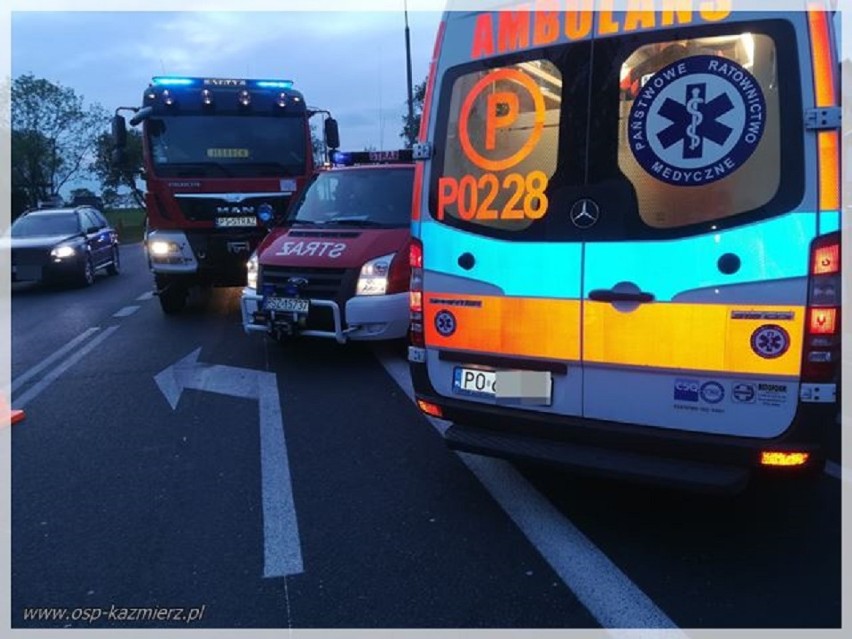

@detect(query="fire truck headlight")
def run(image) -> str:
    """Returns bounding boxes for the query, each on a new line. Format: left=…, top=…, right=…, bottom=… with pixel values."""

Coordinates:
left=246, top=253, right=259, bottom=290
left=149, top=240, right=179, bottom=256
left=357, top=252, right=394, bottom=296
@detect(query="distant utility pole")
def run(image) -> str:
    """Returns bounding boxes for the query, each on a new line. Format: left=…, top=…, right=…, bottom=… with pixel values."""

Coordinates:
left=404, top=0, right=416, bottom=147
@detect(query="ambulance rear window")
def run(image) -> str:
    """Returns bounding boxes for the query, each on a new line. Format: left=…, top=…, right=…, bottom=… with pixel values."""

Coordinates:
left=430, top=19, right=803, bottom=241
left=619, top=34, right=781, bottom=228
left=436, top=59, right=562, bottom=232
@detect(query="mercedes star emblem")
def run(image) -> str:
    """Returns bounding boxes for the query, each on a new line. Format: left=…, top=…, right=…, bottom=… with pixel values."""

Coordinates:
left=570, top=198, right=600, bottom=229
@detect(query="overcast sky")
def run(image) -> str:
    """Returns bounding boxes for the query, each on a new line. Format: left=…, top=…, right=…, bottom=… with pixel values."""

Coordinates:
left=8, top=6, right=848, bottom=197
left=10, top=10, right=441, bottom=195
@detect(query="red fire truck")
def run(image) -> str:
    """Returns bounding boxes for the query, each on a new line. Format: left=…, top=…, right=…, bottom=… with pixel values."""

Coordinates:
left=112, top=76, right=338, bottom=314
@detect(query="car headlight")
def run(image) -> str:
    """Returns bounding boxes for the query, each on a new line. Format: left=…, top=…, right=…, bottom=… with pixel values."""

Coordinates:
left=50, top=245, right=76, bottom=259
left=149, top=240, right=180, bottom=256
left=357, top=252, right=395, bottom=296
left=246, top=253, right=259, bottom=290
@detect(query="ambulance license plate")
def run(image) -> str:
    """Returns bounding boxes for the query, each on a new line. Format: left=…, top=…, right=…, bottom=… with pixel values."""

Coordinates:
left=264, top=297, right=309, bottom=313
left=215, top=215, right=257, bottom=228
left=453, top=367, right=496, bottom=398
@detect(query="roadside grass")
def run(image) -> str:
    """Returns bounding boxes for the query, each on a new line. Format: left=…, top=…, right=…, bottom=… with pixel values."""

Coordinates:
left=104, top=208, right=146, bottom=245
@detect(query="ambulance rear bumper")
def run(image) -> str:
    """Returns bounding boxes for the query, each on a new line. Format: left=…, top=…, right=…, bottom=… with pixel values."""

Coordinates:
left=410, top=365, right=831, bottom=494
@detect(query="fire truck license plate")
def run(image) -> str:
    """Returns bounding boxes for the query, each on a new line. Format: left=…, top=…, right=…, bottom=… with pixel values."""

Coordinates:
left=264, top=297, right=310, bottom=313
left=215, top=216, right=257, bottom=228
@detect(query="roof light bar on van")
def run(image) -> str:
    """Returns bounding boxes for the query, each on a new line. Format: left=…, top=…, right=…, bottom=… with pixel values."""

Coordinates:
left=807, top=5, right=840, bottom=211
left=332, top=150, right=413, bottom=166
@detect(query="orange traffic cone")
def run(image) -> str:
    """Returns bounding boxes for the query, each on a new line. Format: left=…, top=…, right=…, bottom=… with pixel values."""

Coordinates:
left=1, top=395, right=25, bottom=427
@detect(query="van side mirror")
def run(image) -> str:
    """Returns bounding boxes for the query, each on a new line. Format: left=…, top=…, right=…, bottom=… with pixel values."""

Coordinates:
left=112, top=115, right=127, bottom=148
left=324, top=117, right=340, bottom=150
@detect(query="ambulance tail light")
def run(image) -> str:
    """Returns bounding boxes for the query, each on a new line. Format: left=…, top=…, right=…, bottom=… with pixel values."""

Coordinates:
left=802, top=232, right=840, bottom=382
left=385, top=242, right=411, bottom=295
left=417, top=399, right=443, bottom=418
left=409, top=239, right=424, bottom=347
left=760, top=451, right=810, bottom=467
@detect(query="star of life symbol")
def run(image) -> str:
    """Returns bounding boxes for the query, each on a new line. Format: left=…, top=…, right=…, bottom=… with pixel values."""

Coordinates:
left=750, top=324, right=790, bottom=359
left=628, top=55, right=766, bottom=187
left=435, top=310, right=457, bottom=337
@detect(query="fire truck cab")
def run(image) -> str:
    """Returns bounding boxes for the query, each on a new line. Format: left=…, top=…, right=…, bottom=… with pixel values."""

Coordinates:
left=112, top=76, right=338, bottom=314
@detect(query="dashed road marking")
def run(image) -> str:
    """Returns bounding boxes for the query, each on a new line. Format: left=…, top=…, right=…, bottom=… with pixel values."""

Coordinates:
left=14, top=327, right=120, bottom=409
left=113, top=305, right=141, bottom=318
left=10, top=327, right=101, bottom=393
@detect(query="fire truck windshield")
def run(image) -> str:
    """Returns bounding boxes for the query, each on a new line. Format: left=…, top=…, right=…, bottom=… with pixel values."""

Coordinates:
left=147, top=115, right=307, bottom=178
left=288, top=168, right=414, bottom=228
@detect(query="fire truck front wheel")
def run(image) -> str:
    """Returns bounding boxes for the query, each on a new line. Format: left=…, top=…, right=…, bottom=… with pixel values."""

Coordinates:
left=156, top=277, right=188, bottom=314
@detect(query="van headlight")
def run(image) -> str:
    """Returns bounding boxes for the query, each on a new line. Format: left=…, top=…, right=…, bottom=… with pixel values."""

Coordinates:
left=246, top=253, right=259, bottom=290
left=356, top=252, right=394, bottom=296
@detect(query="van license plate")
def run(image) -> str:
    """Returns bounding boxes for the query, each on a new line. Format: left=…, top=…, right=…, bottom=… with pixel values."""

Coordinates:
left=264, top=297, right=309, bottom=313
left=215, top=216, right=257, bottom=228
left=453, top=367, right=496, bottom=398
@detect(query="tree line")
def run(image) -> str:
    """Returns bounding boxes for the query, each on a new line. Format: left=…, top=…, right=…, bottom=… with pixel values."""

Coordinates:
left=10, top=73, right=428, bottom=219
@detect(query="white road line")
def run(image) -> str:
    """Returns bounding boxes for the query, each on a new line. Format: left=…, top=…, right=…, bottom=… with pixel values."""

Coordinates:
left=154, top=350, right=303, bottom=578
left=135, top=291, right=154, bottom=301
left=113, top=305, right=141, bottom=318
left=10, top=327, right=101, bottom=393
left=376, top=350, right=681, bottom=633
left=257, top=374, right=303, bottom=578
left=13, top=326, right=120, bottom=410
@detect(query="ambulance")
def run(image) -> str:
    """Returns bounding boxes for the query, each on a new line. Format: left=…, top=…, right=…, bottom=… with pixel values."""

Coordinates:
left=408, top=1, right=842, bottom=492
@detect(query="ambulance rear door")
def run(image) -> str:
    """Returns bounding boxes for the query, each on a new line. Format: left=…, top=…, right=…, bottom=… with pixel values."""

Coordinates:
left=419, top=12, right=597, bottom=418
left=579, top=12, right=818, bottom=437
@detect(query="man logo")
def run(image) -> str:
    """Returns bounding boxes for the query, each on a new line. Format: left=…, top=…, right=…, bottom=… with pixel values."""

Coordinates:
left=570, top=198, right=600, bottom=229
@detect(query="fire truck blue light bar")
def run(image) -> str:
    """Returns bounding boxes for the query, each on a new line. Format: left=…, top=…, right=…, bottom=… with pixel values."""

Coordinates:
left=152, top=77, right=196, bottom=87
left=254, top=80, right=294, bottom=89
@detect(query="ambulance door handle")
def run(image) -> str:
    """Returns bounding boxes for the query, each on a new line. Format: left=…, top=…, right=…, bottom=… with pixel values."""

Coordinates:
left=588, top=289, right=655, bottom=304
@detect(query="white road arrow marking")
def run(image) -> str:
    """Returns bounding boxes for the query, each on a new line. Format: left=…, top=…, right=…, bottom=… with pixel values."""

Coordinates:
left=154, top=348, right=302, bottom=578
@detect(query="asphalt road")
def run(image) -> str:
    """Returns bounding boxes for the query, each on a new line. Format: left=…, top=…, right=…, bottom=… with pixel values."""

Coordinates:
left=8, top=243, right=843, bottom=630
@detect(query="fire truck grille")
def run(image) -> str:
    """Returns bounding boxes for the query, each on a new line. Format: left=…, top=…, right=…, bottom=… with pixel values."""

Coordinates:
left=175, top=194, right=292, bottom=222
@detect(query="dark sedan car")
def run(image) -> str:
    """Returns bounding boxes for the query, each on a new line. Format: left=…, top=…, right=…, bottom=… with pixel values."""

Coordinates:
left=8, top=206, right=120, bottom=286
